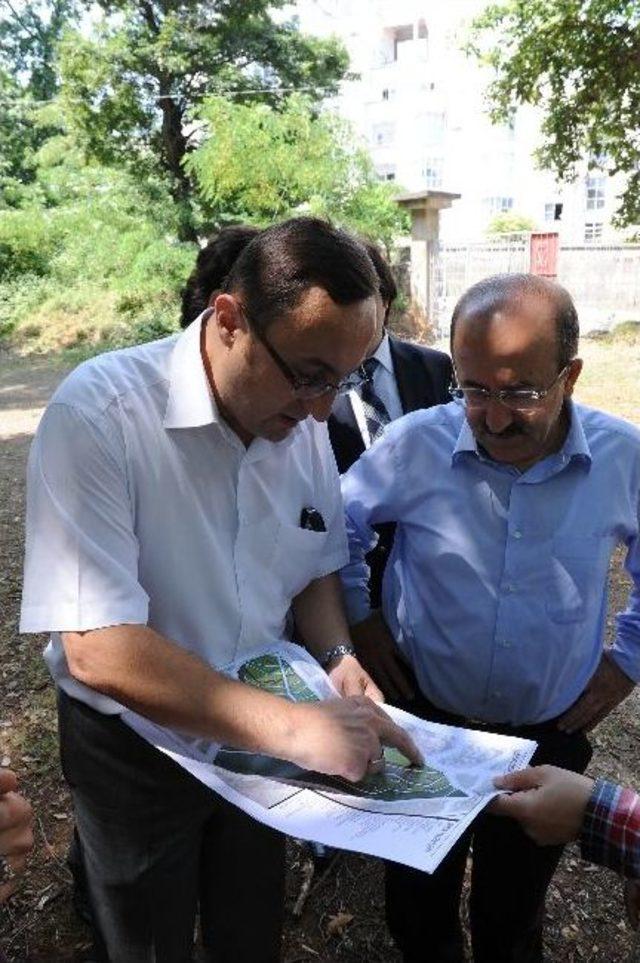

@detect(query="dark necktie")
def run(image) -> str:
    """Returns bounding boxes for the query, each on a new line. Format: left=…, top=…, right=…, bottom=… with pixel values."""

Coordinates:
left=359, top=356, right=391, bottom=445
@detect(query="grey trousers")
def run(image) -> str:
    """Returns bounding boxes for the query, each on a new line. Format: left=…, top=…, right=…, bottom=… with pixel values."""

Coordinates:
left=58, top=691, right=286, bottom=963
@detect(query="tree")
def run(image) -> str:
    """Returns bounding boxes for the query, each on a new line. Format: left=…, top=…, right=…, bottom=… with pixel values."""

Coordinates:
left=468, top=0, right=640, bottom=227
left=57, top=1, right=350, bottom=240
left=0, top=0, right=80, bottom=101
left=0, top=0, right=81, bottom=202
left=487, top=212, right=535, bottom=233
left=186, top=94, right=408, bottom=250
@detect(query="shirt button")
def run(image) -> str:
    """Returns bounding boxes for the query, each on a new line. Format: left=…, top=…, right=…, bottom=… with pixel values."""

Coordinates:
left=512, top=529, right=523, bottom=539
left=504, top=583, right=515, bottom=593
left=502, top=639, right=512, bottom=648
left=493, top=690, right=502, bottom=698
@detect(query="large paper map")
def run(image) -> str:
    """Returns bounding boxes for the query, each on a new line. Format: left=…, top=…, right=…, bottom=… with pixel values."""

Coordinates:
left=123, top=643, right=535, bottom=873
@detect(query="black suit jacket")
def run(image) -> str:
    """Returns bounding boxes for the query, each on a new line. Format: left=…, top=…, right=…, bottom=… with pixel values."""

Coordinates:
left=328, top=335, right=453, bottom=608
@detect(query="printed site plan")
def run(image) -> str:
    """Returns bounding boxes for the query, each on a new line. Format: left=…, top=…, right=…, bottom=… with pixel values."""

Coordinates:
left=124, top=643, right=536, bottom=873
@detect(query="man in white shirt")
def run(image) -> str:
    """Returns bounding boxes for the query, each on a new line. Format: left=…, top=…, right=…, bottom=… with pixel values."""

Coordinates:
left=20, top=217, right=419, bottom=962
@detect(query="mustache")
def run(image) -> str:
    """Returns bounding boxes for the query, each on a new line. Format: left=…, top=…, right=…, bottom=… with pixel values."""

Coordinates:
left=481, top=423, right=526, bottom=439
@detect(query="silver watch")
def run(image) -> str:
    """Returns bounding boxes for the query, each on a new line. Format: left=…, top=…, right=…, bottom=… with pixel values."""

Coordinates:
left=320, top=642, right=356, bottom=669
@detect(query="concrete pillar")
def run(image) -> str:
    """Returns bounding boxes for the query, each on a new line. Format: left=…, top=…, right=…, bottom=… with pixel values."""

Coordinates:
left=396, top=190, right=460, bottom=335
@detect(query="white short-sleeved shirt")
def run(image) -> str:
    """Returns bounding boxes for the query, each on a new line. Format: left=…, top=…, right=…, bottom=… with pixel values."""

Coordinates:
left=20, top=314, right=348, bottom=716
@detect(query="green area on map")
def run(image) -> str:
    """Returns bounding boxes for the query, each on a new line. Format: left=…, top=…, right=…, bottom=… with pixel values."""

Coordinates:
left=224, top=653, right=466, bottom=801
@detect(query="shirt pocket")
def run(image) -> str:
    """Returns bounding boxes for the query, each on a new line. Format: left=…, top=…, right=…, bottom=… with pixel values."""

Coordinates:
left=273, top=523, right=329, bottom=600
left=545, top=535, right=602, bottom=624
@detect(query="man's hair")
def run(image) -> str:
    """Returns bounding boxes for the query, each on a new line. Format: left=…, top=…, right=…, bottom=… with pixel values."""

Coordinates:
left=364, top=241, right=397, bottom=321
left=222, top=217, right=378, bottom=331
left=180, top=225, right=261, bottom=328
left=450, top=273, right=579, bottom=369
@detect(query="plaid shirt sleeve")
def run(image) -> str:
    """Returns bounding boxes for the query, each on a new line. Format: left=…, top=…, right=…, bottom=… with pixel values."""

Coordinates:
left=580, top=778, right=640, bottom=880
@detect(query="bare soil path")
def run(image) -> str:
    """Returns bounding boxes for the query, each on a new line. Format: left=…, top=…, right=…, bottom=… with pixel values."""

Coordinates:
left=1, top=346, right=639, bottom=962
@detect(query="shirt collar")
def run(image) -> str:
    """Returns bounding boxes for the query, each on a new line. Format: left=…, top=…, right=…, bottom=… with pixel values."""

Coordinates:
left=163, top=310, right=303, bottom=455
left=558, top=400, right=592, bottom=465
left=451, top=400, right=592, bottom=470
left=163, top=310, right=219, bottom=429
left=371, top=331, right=393, bottom=374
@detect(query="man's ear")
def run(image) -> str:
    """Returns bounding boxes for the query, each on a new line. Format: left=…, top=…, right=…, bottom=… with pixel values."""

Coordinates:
left=213, top=294, right=247, bottom=348
left=564, top=357, right=583, bottom=397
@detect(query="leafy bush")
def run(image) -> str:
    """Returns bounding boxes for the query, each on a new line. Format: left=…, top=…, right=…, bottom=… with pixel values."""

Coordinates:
left=610, top=321, right=640, bottom=344
left=1, top=159, right=196, bottom=355
left=0, top=208, right=57, bottom=279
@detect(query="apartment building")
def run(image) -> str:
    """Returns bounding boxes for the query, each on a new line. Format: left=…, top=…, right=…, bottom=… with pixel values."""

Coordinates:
left=292, top=0, right=628, bottom=244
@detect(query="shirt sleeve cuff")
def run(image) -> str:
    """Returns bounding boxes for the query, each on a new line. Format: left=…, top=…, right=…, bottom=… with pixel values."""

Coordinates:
left=313, top=548, right=350, bottom=581
left=608, top=644, right=640, bottom=685
left=580, top=778, right=640, bottom=878
left=343, top=593, right=373, bottom=626
left=19, top=598, right=149, bottom=635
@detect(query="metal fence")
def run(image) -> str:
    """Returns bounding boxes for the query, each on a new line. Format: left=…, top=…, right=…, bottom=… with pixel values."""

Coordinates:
left=432, top=234, right=530, bottom=333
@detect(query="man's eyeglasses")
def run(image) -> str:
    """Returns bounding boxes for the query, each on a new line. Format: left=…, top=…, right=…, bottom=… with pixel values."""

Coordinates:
left=237, top=301, right=370, bottom=399
left=449, top=365, right=572, bottom=412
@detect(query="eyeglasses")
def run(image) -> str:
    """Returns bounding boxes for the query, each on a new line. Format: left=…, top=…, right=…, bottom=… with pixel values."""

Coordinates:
left=449, top=365, right=572, bottom=411
left=236, top=301, right=370, bottom=399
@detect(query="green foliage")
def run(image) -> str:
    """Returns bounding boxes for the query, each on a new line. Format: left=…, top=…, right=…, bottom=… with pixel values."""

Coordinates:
left=56, top=1, right=350, bottom=238
left=0, top=0, right=81, bottom=204
left=468, top=0, right=640, bottom=227
left=0, top=3, right=407, bottom=355
left=487, top=212, right=535, bottom=234
left=0, top=151, right=195, bottom=354
left=609, top=320, right=640, bottom=344
left=188, top=95, right=408, bottom=249
left=0, top=0, right=80, bottom=101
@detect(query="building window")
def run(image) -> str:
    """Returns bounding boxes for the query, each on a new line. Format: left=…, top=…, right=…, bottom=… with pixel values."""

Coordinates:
left=376, top=164, right=396, bottom=182
left=393, top=23, right=413, bottom=59
left=544, top=202, right=563, bottom=222
left=586, top=176, right=606, bottom=210
left=584, top=222, right=603, bottom=242
left=416, top=111, right=446, bottom=144
left=392, top=21, right=428, bottom=61
left=371, top=122, right=395, bottom=147
left=422, top=157, right=443, bottom=189
left=484, top=196, right=514, bottom=215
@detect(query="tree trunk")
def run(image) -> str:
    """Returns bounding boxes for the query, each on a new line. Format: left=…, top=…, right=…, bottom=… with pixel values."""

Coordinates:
left=159, top=87, right=198, bottom=243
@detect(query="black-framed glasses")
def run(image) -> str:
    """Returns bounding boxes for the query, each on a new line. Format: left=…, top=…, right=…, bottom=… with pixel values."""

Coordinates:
left=236, top=301, right=370, bottom=399
left=449, top=364, right=572, bottom=411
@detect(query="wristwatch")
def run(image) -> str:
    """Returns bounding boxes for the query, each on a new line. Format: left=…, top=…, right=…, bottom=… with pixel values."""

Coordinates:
left=320, top=642, right=356, bottom=669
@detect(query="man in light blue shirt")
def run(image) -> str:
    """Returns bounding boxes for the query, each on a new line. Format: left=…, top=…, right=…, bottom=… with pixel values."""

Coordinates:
left=341, top=273, right=640, bottom=963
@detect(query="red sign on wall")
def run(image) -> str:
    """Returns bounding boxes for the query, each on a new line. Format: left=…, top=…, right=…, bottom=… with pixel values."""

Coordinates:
left=530, top=232, right=559, bottom=277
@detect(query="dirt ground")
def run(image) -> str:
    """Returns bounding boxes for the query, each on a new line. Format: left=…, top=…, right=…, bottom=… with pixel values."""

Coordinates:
left=1, top=344, right=639, bottom=962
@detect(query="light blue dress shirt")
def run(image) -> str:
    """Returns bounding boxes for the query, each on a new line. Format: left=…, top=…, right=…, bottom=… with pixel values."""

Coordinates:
left=341, top=401, right=640, bottom=725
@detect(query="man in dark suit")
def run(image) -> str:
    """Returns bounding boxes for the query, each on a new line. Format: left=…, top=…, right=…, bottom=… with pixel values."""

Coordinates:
left=328, top=245, right=452, bottom=685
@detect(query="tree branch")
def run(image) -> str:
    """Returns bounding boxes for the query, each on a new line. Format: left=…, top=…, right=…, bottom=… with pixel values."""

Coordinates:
left=0, top=0, right=41, bottom=41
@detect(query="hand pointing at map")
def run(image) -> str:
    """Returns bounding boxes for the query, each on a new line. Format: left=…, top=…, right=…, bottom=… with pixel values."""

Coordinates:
left=290, top=696, right=423, bottom=783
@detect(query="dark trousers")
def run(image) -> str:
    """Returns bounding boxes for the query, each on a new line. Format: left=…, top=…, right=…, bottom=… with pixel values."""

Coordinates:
left=385, top=693, right=592, bottom=963
left=58, top=691, right=286, bottom=963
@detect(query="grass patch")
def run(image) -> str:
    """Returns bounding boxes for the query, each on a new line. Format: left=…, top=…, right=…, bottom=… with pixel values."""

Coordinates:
left=575, top=338, right=640, bottom=425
